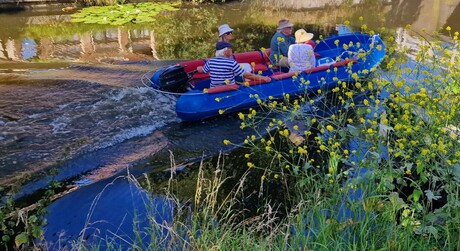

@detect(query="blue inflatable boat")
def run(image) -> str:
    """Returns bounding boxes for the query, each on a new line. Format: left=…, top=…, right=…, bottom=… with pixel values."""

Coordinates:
left=143, top=33, right=386, bottom=121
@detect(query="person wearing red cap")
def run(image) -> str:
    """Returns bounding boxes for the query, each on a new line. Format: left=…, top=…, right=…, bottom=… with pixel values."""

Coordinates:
left=197, top=41, right=271, bottom=88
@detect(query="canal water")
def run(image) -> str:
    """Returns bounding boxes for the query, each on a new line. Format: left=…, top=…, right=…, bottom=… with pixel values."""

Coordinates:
left=1, top=0, right=459, bottom=249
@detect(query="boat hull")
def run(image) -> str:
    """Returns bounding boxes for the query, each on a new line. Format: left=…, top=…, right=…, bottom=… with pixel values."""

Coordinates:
left=149, top=33, right=386, bottom=121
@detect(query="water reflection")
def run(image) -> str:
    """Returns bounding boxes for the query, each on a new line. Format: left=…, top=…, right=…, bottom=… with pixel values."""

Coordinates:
left=257, top=0, right=391, bottom=9
left=445, top=2, right=460, bottom=32
left=389, top=0, right=460, bottom=33
left=0, top=0, right=459, bottom=65
left=0, top=28, right=157, bottom=63
left=1, top=38, right=21, bottom=61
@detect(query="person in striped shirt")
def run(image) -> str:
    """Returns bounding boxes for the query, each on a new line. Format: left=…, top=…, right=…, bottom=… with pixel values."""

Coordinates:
left=197, top=41, right=271, bottom=88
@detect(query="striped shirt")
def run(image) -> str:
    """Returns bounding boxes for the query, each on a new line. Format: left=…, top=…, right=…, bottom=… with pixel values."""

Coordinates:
left=202, top=57, right=245, bottom=88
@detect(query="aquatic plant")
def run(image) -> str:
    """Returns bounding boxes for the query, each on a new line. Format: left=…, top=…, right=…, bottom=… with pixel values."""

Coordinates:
left=71, top=2, right=181, bottom=25
left=0, top=181, right=59, bottom=250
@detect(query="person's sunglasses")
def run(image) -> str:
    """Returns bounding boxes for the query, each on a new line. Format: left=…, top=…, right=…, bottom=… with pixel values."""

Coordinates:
left=225, top=31, right=233, bottom=35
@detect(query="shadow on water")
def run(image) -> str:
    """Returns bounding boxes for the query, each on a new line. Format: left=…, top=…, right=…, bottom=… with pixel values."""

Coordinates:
left=39, top=114, right=268, bottom=249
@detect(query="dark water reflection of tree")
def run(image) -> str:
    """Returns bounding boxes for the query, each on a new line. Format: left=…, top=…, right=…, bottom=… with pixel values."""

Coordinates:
left=445, top=2, right=460, bottom=33
left=388, top=0, right=423, bottom=27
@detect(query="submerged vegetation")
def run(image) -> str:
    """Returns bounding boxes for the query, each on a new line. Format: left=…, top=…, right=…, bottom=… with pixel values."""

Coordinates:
left=76, top=0, right=226, bottom=6
left=70, top=2, right=181, bottom=25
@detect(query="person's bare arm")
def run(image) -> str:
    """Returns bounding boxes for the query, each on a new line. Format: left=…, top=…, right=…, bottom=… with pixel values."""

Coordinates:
left=197, top=66, right=204, bottom=73
left=243, top=72, right=271, bottom=83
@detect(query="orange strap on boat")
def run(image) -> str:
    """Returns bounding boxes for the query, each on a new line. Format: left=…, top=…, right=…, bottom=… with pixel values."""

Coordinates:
left=246, top=76, right=272, bottom=86
left=270, top=72, right=297, bottom=80
left=207, top=84, right=240, bottom=94
left=304, top=65, right=330, bottom=74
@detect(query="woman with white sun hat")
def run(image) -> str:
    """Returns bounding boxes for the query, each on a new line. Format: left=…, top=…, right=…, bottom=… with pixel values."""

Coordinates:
left=288, top=28, right=316, bottom=72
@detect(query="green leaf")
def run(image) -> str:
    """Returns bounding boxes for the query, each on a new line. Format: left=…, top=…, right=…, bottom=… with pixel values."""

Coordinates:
left=424, top=190, right=441, bottom=201
left=389, top=192, right=406, bottom=210
left=70, top=2, right=180, bottom=26
left=32, top=226, right=43, bottom=239
left=416, top=162, right=424, bottom=174
left=411, top=189, right=423, bottom=203
left=28, top=215, right=38, bottom=224
left=414, top=226, right=438, bottom=238
left=451, top=164, right=460, bottom=184
left=15, top=232, right=29, bottom=248
left=2, top=235, right=10, bottom=242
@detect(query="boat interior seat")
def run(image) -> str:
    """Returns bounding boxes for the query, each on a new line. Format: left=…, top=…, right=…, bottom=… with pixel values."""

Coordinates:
left=304, top=65, right=331, bottom=74
left=253, top=64, right=269, bottom=72
left=178, top=59, right=210, bottom=79
left=233, top=51, right=265, bottom=64
left=261, top=48, right=271, bottom=64
left=232, top=50, right=271, bottom=73
left=181, top=48, right=338, bottom=83
left=193, top=72, right=211, bottom=79
left=179, top=59, right=205, bottom=72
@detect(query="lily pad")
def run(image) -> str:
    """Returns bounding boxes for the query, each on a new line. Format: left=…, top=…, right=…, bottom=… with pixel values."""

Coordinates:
left=71, top=2, right=180, bottom=25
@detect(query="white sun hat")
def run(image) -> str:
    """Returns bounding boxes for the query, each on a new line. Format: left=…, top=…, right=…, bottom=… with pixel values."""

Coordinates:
left=295, top=29, right=314, bottom=43
left=218, top=24, right=234, bottom=37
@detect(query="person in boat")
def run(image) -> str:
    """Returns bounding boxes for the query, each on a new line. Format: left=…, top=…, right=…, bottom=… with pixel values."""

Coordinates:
left=288, top=29, right=316, bottom=72
left=218, top=24, right=234, bottom=42
left=217, top=24, right=252, bottom=73
left=269, top=18, right=296, bottom=68
left=196, top=41, right=272, bottom=88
